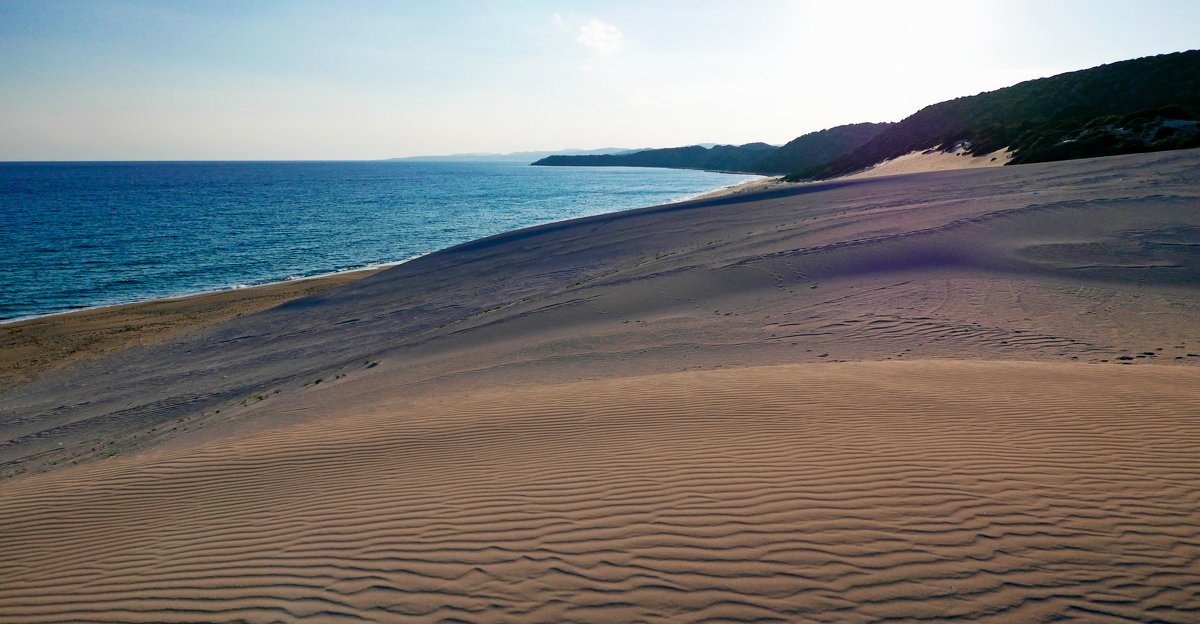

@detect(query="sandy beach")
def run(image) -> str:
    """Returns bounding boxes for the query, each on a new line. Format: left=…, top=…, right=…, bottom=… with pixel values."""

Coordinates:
left=689, top=174, right=786, bottom=199
left=0, top=269, right=382, bottom=390
left=2, top=149, right=1199, bottom=622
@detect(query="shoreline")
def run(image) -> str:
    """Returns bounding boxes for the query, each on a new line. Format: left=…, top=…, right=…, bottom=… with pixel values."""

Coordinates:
left=0, top=154, right=1027, bottom=390
left=688, top=175, right=791, bottom=200
left=0, top=172, right=741, bottom=388
left=2, top=169, right=749, bottom=327
left=3, top=168, right=753, bottom=328
left=0, top=257, right=424, bottom=328
left=0, top=267, right=385, bottom=390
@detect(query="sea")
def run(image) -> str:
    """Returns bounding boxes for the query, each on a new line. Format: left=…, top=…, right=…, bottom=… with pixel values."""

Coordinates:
left=0, top=161, right=759, bottom=322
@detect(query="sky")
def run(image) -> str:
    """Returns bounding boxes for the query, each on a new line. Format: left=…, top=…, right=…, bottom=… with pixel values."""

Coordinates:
left=1, top=0, right=1197, bottom=161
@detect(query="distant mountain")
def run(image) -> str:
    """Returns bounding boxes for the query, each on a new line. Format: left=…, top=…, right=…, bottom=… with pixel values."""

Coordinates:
left=790, top=50, right=1200, bottom=180
left=389, top=147, right=639, bottom=164
left=532, top=124, right=889, bottom=174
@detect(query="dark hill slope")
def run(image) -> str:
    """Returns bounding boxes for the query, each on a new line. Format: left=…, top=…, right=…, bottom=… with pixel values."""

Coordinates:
left=532, top=123, right=891, bottom=174
left=750, top=122, right=891, bottom=173
left=792, top=50, right=1200, bottom=180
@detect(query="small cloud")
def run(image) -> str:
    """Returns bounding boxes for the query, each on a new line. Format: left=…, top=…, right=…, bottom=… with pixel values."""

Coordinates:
left=553, top=13, right=624, bottom=72
left=577, top=19, right=623, bottom=55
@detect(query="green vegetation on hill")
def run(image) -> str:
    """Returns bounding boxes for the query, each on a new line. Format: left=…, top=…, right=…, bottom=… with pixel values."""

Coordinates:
left=531, top=123, right=891, bottom=174
left=534, top=50, right=1200, bottom=183
left=788, top=50, right=1200, bottom=180
left=533, top=142, right=774, bottom=173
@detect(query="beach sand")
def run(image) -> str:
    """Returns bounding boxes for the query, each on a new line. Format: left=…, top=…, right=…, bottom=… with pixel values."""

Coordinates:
left=689, top=175, right=786, bottom=199
left=2, top=149, right=1199, bottom=622
left=0, top=269, right=381, bottom=390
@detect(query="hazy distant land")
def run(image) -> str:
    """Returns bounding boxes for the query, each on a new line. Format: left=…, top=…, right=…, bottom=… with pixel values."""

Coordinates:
left=388, top=147, right=641, bottom=163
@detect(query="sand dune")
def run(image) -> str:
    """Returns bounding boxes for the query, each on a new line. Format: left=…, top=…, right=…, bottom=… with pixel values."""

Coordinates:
left=5, top=150, right=1198, bottom=476
left=840, top=146, right=1012, bottom=179
left=674, top=146, right=1008, bottom=201
left=2, top=149, right=1199, bottom=622
left=2, top=360, right=1198, bottom=622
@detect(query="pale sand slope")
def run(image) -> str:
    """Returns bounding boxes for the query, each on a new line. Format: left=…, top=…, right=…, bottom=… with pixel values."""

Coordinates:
left=1, top=149, right=1199, bottom=622
left=0, top=269, right=380, bottom=390
left=841, top=147, right=1012, bottom=180
left=1, top=360, right=1198, bottom=623
left=4, top=149, right=1198, bottom=476
left=700, top=147, right=1012, bottom=201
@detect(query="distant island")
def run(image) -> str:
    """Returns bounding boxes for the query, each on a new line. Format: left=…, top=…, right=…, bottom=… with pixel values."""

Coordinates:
left=534, top=50, right=1200, bottom=181
left=389, top=147, right=642, bottom=164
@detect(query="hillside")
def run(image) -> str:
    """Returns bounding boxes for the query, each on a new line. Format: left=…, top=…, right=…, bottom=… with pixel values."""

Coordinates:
left=745, top=122, right=893, bottom=173
left=532, top=122, right=890, bottom=174
left=791, top=50, right=1200, bottom=180
left=533, top=52, right=1200, bottom=182
left=532, top=141, right=777, bottom=173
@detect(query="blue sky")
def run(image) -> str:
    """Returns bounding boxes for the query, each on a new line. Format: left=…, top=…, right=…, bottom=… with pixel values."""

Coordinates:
left=1, top=0, right=1197, bottom=160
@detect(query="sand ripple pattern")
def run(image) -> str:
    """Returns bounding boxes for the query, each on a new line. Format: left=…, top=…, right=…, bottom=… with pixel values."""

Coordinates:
left=2, top=360, right=1199, bottom=623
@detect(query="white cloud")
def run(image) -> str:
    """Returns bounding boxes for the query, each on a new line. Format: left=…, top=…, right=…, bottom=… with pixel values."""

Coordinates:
left=553, top=13, right=624, bottom=71
left=577, top=19, right=623, bottom=55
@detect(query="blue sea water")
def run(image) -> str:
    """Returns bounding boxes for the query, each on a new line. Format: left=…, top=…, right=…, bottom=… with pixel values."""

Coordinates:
left=0, top=161, right=758, bottom=322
